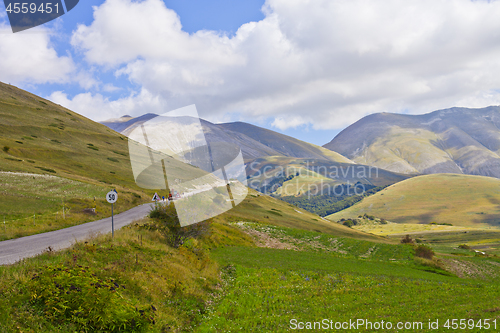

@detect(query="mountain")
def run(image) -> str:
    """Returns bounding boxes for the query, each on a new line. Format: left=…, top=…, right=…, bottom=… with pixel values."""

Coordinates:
left=218, top=122, right=352, bottom=162
left=326, top=174, right=500, bottom=227
left=101, top=115, right=352, bottom=163
left=323, top=106, right=500, bottom=178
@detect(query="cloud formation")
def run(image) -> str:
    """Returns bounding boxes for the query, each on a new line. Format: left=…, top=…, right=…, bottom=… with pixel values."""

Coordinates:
left=0, top=23, right=74, bottom=85
left=68, top=0, right=500, bottom=130
left=49, top=88, right=164, bottom=121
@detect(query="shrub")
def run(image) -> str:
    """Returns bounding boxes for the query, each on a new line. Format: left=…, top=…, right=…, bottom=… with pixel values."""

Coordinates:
left=35, top=166, right=56, bottom=173
left=458, top=244, right=471, bottom=250
left=3, top=146, right=10, bottom=153
left=342, top=220, right=354, bottom=228
left=415, top=244, right=435, bottom=259
left=401, top=235, right=414, bottom=244
left=27, top=264, right=152, bottom=332
left=149, top=202, right=210, bottom=248
left=380, top=218, right=388, bottom=224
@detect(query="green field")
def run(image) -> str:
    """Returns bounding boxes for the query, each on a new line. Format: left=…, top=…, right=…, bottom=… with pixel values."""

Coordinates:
left=327, top=173, right=500, bottom=227
left=2, top=204, right=500, bottom=332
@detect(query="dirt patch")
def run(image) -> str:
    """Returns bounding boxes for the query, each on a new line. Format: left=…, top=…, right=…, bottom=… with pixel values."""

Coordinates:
left=242, top=227, right=298, bottom=250
left=441, top=258, right=498, bottom=279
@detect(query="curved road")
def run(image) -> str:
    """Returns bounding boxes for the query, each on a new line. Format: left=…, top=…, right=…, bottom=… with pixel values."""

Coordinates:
left=0, top=203, right=154, bottom=265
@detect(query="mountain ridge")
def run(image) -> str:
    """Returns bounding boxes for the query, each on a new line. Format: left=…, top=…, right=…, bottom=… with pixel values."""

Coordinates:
left=324, top=106, right=500, bottom=178
left=101, top=114, right=353, bottom=163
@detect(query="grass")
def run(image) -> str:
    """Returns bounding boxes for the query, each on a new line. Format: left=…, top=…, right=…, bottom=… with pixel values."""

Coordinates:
left=328, top=173, right=500, bottom=227
left=2, top=211, right=500, bottom=332
left=196, top=264, right=500, bottom=332
left=0, top=172, right=148, bottom=241
left=0, top=220, right=249, bottom=332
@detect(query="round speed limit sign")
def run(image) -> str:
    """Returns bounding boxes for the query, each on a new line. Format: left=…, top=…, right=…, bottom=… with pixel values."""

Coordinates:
left=106, top=191, right=118, bottom=204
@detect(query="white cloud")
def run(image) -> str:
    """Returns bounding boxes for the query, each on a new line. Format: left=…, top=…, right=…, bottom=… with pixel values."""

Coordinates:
left=70, top=0, right=500, bottom=130
left=0, top=23, right=75, bottom=85
left=48, top=88, right=164, bottom=121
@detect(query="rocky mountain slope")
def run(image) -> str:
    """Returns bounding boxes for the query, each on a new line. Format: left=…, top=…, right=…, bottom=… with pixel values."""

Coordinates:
left=324, top=106, right=500, bottom=178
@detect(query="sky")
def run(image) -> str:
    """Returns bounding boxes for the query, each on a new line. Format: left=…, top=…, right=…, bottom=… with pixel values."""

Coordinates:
left=2, top=0, right=500, bottom=146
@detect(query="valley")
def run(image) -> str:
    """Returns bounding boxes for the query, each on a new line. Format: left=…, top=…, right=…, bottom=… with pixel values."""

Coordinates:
left=2, top=82, right=500, bottom=332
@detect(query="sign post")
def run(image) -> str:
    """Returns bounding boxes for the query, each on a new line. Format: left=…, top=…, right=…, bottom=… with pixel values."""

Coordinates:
left=106, top=190, right=118, bottom=237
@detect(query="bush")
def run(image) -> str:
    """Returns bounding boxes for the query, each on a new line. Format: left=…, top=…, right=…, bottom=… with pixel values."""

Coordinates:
left=415, top=244, right=435, bottom=259
left=400, top=235, right=414, bottom=244
left=342, top=219, right=356, bottom=228
left=379, top=218, right=388, bottom=224
left=149, top=202, right=210, bottom=248
left=2, top=146, right=9, bottom=153
left=27, top=264, right=152, bottom=332
left=458, top=244, right=471, bottom=250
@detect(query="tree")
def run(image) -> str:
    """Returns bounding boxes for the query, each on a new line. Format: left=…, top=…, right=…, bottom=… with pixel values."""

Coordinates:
left=149, top=202, right=210, bottom=248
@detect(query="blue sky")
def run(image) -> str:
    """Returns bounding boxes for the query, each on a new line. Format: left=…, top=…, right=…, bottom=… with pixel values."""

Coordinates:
left=2, top=0, right=500, bottom=147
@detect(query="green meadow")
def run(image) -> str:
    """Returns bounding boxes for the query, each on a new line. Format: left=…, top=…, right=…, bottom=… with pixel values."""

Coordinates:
left=2, top=216, right=500, bottom=332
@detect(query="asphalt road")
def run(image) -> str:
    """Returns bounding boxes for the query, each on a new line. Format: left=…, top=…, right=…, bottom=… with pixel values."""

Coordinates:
left=0, top=203, right=154, bottom=265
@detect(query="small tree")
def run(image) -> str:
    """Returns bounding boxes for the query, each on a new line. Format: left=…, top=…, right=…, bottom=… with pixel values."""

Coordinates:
left=401, top=234, right=414, bottom=244
left=149, top=202, right=210, bottom=248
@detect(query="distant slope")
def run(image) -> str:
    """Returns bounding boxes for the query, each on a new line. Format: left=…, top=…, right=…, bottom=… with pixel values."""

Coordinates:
left=324, top=106, right=500, bottom=178
left=326, top=174, right=500, bottom=227
left=102, top=115, right=352, bottom=163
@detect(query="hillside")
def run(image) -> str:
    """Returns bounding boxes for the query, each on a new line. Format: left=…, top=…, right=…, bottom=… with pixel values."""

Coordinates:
left=101, top=114, right=352, bottom=163
left=0, top=82, right=145, bottom=189
left=0, top=82, right=385, bottom=243
left=327, top=173, right=500, bottom=227
left=246, top=156, right=408, bottom=196
left=218, top=188, right=386, bottom=242
left=324, top=106, right=500, bottom=178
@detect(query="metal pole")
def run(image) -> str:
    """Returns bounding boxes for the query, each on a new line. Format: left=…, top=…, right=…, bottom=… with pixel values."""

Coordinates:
left=111, top=203, right=114, bottom=238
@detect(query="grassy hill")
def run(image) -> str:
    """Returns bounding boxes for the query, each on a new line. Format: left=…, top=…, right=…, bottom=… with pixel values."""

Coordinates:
left=327, top=173, right=500, bottom=227
left=217, top=188, right=387, bottom=242
left=0, top=82, right=142, bottom=188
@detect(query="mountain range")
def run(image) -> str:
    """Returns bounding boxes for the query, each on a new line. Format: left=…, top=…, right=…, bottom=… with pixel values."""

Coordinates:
left=323, top=106, right=500, bottom=178
left=102, top=114, right=352, bottom=163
